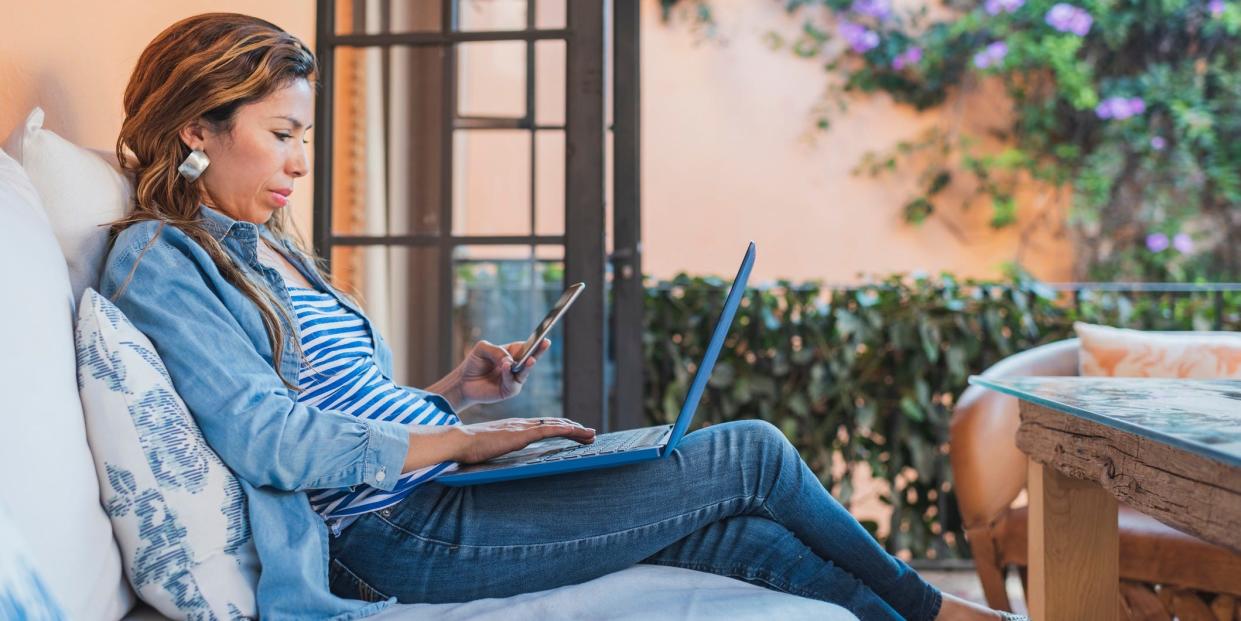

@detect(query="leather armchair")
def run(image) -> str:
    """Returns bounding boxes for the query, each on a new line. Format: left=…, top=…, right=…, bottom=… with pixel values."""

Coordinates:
left=950, top=339, right=1241, bottom=619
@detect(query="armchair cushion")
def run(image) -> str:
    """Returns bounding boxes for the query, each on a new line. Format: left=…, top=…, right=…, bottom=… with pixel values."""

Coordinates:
left=1075, top=321, right=1241, bottom=378
left=996, top=504, right=1241, bottom=596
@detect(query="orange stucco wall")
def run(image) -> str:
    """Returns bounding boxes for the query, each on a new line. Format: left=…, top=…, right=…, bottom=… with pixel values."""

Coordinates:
left=1, top=0, right=1073, bottom=285
left=0, top=1, right=317, bottom=240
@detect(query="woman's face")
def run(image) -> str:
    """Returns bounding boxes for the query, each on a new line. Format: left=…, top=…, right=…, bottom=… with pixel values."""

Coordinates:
left=181, top=78, right=313, bottom=224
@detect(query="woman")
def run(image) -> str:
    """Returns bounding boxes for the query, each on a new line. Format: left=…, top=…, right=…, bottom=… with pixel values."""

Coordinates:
left=102, top=13, right=1024, bottom=621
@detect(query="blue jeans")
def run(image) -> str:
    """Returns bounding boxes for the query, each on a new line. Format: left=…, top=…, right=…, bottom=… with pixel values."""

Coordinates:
left=326, top=420, right=943, bottom=621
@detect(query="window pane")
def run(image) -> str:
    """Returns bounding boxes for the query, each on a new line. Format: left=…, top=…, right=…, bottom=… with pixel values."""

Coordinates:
left=535, top=40, right=565, bottom=127
left=535, top=0, right=565, bottom=29
left=457, top=41, right=527, bottom=118
left=458, top=0, right=528, bottom=31
left=453, top=245, right=565, bottom=421
left=334, top=0, right=442, bottom=34
left=331, top=46, right=447, bottom=236
left=534, top=130, right=564, bottom=236
left=452, top=130, right=532, bottom=236
left=329, top=246, right=442, bottom=388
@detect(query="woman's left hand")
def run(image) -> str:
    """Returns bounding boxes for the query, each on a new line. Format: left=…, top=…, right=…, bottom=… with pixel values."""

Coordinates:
left=446, top=338, right=551, bottom=410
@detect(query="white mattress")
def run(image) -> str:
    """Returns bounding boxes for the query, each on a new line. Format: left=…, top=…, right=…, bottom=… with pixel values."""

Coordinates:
left=120, top=565, right=856, bottom=620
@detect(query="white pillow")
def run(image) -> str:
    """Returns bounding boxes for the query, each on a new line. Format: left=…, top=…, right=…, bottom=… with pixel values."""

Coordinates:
left=0, top=503, right=68, bottom=621
left=0, top=147, right=134, bottom=621
left=3, top=107, right=132, bottom=305
left=76, top=288, right=259, bottom=620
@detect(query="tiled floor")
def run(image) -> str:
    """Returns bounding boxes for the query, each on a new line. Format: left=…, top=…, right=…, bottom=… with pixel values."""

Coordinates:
left=919, top=568, right=1029, bottom=615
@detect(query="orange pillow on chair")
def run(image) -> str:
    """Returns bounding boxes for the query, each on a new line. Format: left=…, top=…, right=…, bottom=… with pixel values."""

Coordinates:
left=1074, top=322, right=1241, bottom=378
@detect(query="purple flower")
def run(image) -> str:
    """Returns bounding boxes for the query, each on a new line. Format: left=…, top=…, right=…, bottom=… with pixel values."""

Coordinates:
left=1209, top=0, right=1226, bottom=16
left=839, top=20, right=881, bottom=53
left=1146, top=233, right=1170, bottom=252
left=1095, top=96, right=1146, bottom=120
left=1150, top=136, right=1167, bottom=150
left=852, top=0, right=893, bottom=20
left=985, top=0, right=1026, bottom=15
left=1173, top=232, right=1194, bottom=254
left=1045, top=3, right=1093, bottom=35
left=892, top=46, right=923, bottom=70
left=973, top=41, right=1009, bottom=69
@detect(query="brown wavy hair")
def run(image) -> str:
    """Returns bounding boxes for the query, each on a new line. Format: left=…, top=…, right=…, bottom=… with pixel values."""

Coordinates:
left=110, top=13, right=326, bottom=390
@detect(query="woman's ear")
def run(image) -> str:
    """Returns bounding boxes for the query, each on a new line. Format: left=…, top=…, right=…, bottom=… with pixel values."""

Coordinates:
left=179, top=120, right=208, bottom=151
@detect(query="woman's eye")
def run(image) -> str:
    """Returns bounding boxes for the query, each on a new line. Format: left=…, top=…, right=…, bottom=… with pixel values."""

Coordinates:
left=274, top=132, right=293, bottom=141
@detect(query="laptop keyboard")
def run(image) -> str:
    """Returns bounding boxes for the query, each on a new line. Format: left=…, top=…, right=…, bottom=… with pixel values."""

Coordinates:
left=525, top=426, right=667, bottom=464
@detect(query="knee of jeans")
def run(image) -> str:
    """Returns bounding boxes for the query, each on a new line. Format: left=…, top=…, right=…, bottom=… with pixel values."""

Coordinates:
left=728, top=419, right=792, bottom=453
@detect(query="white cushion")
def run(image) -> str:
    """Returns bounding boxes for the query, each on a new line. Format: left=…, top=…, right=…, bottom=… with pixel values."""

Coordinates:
left=366, top=564, right=856, bottom=620
left=77, top=288, right=260, bottom=620
left=0, top=147, right=133, bottom=621
left=122, top=564, right=855, bottom=621
left=3, top=107, right=131, bottom=306
left=0, top=502, right=69, bottom=621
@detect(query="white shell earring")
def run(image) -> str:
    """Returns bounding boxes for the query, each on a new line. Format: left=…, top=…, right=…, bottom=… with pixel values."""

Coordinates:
left=177, top=148, right=210, bottom=181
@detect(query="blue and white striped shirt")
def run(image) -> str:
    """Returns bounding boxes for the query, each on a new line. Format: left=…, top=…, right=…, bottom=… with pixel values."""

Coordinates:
left=285, top=285, right=460, bottom=535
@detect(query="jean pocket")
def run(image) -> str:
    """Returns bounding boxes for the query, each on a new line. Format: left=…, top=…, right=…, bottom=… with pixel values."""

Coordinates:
left=328, top=557, right=391, bottom=603
left=371, top=485, right=446, bottom=536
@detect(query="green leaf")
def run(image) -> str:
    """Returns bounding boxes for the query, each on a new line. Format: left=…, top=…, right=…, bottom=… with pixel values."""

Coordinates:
left=788, top=393, right=811, bottom=417
left=900, top=396, right=926, bottom=422
left=927, top=170, right=952, bottom=195
left=903, top=197, right=935, bottom=224
left=989, top=195, right=1017, bottom=228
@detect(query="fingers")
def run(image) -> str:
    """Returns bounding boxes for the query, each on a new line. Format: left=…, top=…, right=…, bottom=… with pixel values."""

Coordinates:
left=476, top=340, right=515, bottom=365
left=513, top=340, right=553, bottom=377
left=504, top=338, right=550, bottom=359
left=529, top=417, right=595, bottom=443
left=512, top=356, right=536, bottom=382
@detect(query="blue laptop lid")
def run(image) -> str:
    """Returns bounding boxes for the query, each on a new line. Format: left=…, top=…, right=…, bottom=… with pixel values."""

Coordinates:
left=663, top=242, right=756, bottom=453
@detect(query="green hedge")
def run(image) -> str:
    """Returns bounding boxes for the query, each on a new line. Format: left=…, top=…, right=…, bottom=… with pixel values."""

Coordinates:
left=643, top=273, right=1240, bottom=559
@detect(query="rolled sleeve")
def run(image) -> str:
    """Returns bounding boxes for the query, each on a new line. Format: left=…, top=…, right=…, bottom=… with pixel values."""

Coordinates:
left=363, top=419, right=413, bottom=490
left=101, top=233, right=410, bottom=493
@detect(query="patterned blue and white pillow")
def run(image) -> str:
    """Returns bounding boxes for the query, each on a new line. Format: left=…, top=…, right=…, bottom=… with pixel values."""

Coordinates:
left=74, top=288, right=258, bottom=620
left=0, top=504, right=66, bottom=621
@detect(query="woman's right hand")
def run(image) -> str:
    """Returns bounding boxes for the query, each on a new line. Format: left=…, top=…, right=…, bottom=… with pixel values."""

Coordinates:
left=452, top=417, right=596, bottom=464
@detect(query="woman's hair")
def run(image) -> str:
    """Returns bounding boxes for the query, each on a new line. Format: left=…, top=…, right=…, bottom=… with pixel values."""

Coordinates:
left=110, top=12, right=327, bottom=390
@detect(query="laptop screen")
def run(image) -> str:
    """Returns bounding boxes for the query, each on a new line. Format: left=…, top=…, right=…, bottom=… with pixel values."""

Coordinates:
left=663, top=241, right=756, bottom=452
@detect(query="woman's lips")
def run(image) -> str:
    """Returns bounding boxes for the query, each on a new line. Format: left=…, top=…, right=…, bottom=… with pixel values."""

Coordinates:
left=270, top=191, right=289, bottom=207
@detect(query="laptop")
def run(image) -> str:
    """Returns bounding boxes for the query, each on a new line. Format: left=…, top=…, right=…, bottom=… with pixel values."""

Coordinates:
left=436, top=241, right=756, bottom=487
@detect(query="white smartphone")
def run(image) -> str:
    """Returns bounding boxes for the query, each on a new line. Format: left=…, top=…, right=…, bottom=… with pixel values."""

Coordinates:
left=511, top=282, right=585, bottom=374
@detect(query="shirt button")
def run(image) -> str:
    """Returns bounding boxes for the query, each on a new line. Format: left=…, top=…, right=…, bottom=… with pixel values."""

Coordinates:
left=375, top=468, right=386, bottom=482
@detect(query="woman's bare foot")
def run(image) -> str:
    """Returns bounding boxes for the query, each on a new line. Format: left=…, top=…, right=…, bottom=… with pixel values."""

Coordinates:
left=934, top=592, right=1023, bottom=620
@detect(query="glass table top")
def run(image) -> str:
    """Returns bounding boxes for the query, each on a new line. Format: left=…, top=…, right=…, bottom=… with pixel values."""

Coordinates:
left=969, top=376, right=1241, bottom=468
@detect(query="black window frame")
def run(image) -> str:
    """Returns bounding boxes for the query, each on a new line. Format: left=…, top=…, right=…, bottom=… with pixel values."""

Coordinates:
left=311, top=0, right=642, bottom=431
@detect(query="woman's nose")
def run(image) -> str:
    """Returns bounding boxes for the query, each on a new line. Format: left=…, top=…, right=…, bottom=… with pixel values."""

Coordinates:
left=289, top=143, right=309, bottom=178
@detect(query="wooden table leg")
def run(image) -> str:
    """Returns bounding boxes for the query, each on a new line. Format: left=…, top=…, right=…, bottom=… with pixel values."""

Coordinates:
left=1028, top=460, right=1119, bottom=621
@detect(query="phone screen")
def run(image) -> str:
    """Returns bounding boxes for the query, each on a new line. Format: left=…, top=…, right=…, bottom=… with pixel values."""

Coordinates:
left=512, top=282, right=585, bottom=373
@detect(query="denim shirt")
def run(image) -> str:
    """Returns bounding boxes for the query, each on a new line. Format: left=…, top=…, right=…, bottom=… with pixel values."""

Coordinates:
left=99, top=205, right=446, bottom=620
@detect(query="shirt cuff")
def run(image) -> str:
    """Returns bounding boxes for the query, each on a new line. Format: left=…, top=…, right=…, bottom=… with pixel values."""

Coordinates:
left=366, top=419, right=410, bottom=492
